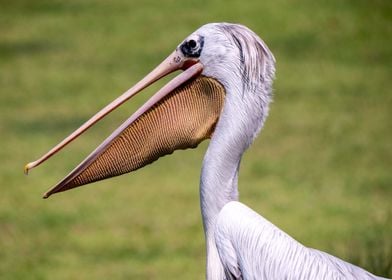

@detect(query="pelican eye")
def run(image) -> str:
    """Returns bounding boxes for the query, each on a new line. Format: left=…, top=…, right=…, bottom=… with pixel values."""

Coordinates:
left=188, top=39, right=197, bottom=49
left=180, top=36, right=204, bottom=58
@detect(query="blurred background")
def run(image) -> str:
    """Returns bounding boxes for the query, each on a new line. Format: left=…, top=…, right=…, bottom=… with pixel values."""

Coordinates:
left=1, top=0, right=391, bottom=279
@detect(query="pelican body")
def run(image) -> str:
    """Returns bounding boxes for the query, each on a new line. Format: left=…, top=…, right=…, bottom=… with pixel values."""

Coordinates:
left=25, top=23, right=389, bottom=280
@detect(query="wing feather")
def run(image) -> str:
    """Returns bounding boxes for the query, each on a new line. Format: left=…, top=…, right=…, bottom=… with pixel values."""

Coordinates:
left=215, top=201, right=388, bottom=280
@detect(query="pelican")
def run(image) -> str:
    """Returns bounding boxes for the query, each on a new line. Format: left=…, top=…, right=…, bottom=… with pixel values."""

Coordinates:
left=25, top=23, right=389, bottom=280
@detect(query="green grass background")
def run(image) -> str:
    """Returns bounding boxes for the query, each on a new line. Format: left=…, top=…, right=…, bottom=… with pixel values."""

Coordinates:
left=1, top=0, right=391, bottom=279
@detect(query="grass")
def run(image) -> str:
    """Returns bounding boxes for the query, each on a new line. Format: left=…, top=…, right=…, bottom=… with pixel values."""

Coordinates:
left=1, top=0, right=391, bottom=278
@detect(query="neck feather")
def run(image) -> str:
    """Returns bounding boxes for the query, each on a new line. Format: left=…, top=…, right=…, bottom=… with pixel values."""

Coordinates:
left=200, top=81, right=271, bottom=279
left=200, top=79, right=271, bottom=233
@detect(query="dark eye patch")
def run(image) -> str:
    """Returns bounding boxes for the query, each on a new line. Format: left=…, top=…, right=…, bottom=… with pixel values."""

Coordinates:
left=180, top=36, right=204, bottom=58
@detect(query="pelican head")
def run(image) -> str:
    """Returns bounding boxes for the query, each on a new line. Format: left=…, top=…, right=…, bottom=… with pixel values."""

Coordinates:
left=185, top=23, right=275, bottom=94
left=25, top=23, right=275, bottom=198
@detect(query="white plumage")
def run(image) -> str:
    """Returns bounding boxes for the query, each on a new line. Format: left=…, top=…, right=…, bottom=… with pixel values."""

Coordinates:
left=187, top=23, right=389, bottom=280
left=215, top=201, right=387, bottom=279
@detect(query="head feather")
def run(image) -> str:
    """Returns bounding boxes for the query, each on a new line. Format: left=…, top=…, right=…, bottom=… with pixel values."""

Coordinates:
left=217, top=23, right=275, bottom=94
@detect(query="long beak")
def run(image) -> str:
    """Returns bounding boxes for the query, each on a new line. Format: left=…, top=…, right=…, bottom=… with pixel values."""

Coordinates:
left=24, top=49, right=226, bottom=198
left=24, top=51, right=197, bottom=174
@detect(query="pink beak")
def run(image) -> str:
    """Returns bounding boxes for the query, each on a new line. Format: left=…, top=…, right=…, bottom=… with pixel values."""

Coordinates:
left=24, top=48, right=225, bottom=199
left=25, top=50, right=202, bottom=175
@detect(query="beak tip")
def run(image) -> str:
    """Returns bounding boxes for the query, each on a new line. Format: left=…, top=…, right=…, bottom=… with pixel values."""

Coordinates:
left=42, top=192, right=50, bottom=199
left=24, top=162, right=35, bottom=175
left=24, top=164, right=30, bottom=175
